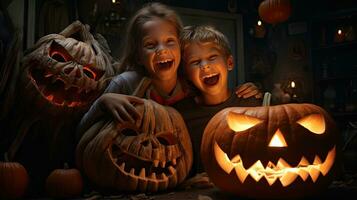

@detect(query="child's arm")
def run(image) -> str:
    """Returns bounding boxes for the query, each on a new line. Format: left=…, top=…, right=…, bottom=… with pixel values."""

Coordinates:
left=235, top=82, right=263, bottom=99
left=97, top=93, right=143, bottom=123
left=76, top=71, right=143, bottom=140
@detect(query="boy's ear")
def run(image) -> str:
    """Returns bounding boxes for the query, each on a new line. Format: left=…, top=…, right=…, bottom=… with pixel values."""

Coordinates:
left=227, top=55, right=234, bottom=71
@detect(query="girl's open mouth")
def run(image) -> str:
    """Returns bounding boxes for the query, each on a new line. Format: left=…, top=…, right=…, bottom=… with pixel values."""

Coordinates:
left=156, top=59, right=174, bottom=71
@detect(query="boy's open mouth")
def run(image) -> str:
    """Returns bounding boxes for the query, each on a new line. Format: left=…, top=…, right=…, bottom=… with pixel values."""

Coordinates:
left=156, top=59, right=174, bottom=71
left=203, top=73, right=220, bottom=86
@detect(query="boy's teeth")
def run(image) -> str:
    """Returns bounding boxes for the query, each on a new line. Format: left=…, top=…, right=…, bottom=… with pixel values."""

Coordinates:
left=203, top=73, right=219, bottom=79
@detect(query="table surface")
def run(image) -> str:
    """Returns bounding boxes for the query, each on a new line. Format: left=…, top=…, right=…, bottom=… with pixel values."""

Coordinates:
left=25, top=172, right=357, bottom=200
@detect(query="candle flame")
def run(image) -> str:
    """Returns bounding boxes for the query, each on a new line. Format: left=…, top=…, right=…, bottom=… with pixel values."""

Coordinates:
left=257, top=20, right=262, bottom=26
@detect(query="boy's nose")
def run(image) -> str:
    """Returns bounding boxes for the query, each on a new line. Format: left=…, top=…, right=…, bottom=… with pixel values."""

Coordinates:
left=199, top=61, right=210, bottom=69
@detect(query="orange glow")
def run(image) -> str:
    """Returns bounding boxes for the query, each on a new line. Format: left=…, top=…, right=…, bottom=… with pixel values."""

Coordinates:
left=214, top=142, right=336, bottom=186
left=83, top=66, right=97, bottom=80
left=297, top=114, right=325, bottom=134
left=268, top=129, right=287, bottom=147
left=227, top=112, right=262, bottom=132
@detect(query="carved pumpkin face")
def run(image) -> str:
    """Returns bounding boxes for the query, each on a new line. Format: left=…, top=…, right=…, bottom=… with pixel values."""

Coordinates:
left=21, top=20, right=114, bottom=111
left=76, top=99, right=193, bottom=193
left=201, top=103, right=340, bottom=199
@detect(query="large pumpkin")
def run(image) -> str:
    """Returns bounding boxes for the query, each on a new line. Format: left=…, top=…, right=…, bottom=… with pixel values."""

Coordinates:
left=76, top=99, right=193, bottom=192
left=201, top=103, right=340, bottom=199
left=0, top=20, right=116, bottom=193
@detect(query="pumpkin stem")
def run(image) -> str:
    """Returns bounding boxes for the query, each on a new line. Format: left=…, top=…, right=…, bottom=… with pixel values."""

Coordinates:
left=262, top=92, right=271, bottom=106
left=64, top=162, right=69, bottom=169
left=4, top=152, right=9, bottom=162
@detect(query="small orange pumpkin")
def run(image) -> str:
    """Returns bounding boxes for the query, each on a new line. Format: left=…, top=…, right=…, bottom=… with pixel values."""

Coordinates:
left=45, top=163, right=83, bottom=198
left=258, top=0, right=291, bottom=25
left=201, top=103, right=340, bottom=199
left=0, top=153, right=29, bottom=199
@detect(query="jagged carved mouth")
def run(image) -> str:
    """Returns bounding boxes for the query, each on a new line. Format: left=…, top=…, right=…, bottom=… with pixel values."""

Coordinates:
left=29, top=67, right=97, bottom=107
left=203, top=73, right=220, bottom=86
left=108, top=143, right=180, bottom=186
left=214, top=142, right=336, bottom=187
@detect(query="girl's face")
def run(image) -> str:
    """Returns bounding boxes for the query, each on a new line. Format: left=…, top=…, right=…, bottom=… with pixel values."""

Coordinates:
left=139, top=18, right=181, bottom=81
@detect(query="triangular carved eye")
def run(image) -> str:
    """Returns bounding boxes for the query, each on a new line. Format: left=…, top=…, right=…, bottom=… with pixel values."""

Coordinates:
left=297, top=114, right=325, bottom=134
left=227, top=112, right=262, bottom=132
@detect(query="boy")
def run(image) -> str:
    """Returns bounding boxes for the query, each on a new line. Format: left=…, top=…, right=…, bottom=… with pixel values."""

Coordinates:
left=174, top=25, right=262, bottom=176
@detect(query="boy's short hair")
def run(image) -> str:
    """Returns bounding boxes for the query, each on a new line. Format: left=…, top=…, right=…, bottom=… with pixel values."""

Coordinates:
left=180, top=25, right=232, bottom=57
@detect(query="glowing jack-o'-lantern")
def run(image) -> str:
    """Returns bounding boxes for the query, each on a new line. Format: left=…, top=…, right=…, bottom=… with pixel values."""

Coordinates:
left=22, top=20, right=114, bottom=109
left=76, top=99, right=193, bottom=193
left=0, top=20, right=116, bottom=193
left=201, top=103, right=340, bottom=199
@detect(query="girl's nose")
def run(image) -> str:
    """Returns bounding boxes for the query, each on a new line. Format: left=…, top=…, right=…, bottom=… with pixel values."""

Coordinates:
left=156, top=43, right=168, bottom=55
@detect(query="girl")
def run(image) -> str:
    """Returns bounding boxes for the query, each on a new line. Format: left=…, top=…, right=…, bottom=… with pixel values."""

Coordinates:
left=77, top=2, right=185, bottom=136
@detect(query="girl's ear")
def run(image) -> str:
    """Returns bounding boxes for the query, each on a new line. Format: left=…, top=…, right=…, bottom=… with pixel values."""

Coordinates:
left=227, top=55, right=234, bottom=71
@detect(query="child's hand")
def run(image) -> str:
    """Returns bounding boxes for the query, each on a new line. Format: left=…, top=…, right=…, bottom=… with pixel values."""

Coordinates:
left=98, top=93, right=144, bottom=123
left=235, top=82, right=263, bottom=99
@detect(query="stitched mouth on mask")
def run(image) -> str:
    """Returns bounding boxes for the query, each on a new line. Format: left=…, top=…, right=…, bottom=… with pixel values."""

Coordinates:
left=110, top=144, right=178, bottom=181
left=29, top=67, right=96, bottom=107
left=203, top=74, right=220, bottom=86
left=156, top=60, right=173, bottom=71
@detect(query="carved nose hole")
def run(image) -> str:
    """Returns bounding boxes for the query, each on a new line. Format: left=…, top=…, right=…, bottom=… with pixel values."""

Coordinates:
left=157, top=133, right=177, bottom=146
left=141, top=140, right=149, bottom=147
left=268, top=129, right=288, bottom=147
left=63, top=66, right=82, bottom=78
left=63, top=67, right=73, bottom=74
left=120, top=128, right=138, bottom=137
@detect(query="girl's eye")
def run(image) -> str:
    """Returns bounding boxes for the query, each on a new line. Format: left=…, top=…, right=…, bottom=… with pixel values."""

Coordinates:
left=144, top=42, right=155, bottom=49
left=191, top=60, right=200, bottom=66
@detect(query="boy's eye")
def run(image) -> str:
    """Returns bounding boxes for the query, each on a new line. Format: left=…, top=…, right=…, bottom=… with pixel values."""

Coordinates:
left=209, top=55, right=218, bottom=60
left=167, top=38, right=177, bottom=45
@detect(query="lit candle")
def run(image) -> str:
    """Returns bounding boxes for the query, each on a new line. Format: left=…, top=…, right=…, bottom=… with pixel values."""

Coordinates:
left=337, top=29, right=342, bottom=35
left=257, top=20, right=262, bottom=26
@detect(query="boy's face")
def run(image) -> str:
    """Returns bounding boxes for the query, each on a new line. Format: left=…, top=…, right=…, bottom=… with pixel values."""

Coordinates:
left=139, top=18, right=181, bottom=81
left=183, top=41, right=233, bottom=96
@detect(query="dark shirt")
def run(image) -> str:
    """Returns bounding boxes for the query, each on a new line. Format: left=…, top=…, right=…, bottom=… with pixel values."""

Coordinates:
left=174, top=93, right=262, bottom=176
